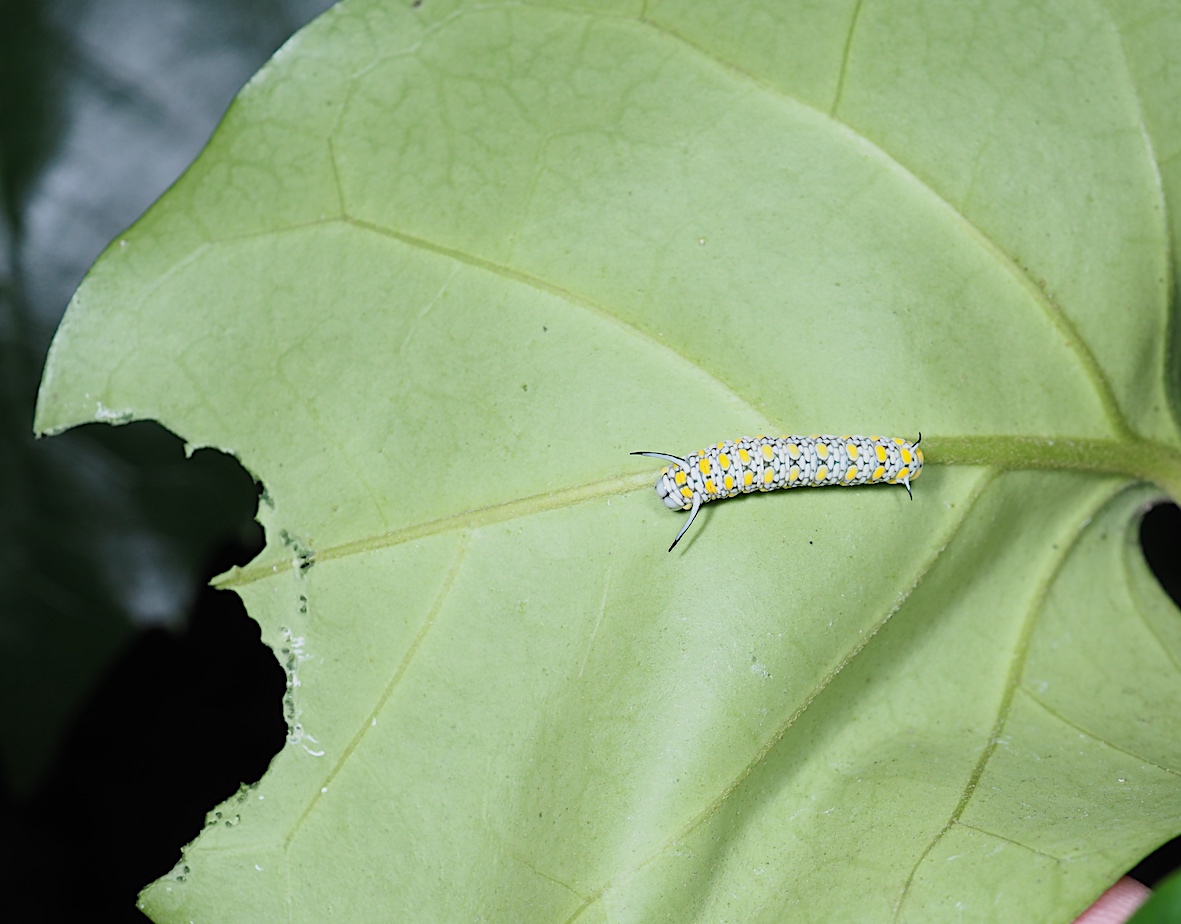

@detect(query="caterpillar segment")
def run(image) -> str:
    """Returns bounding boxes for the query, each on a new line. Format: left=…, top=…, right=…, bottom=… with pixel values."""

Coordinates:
left=632, top=434, right=923, bottom=552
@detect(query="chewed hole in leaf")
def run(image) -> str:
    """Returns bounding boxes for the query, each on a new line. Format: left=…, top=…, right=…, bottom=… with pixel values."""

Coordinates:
left=7, top=420, right=285, bottom=913
left=1139, top=503, right=1181, bottom=611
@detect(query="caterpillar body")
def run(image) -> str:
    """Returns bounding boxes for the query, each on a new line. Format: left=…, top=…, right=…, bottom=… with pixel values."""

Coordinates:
left=633, top=434, right=923, bottom=551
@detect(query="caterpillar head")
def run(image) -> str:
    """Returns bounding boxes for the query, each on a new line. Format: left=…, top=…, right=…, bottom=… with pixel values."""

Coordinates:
left=631, top=451, right=694, bottom=510
left=655, top=467, right=692, bottom=510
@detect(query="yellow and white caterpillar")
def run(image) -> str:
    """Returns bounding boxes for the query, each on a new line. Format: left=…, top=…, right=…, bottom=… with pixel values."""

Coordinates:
left=633, top=434, right=923, bottom=551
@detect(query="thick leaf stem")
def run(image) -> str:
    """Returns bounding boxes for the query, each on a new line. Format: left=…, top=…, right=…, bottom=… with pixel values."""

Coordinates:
left=926, top=435, right=1181, bottom=504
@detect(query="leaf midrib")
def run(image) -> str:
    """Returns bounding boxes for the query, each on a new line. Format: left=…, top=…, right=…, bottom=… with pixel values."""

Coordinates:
left=207, top=0, right=1181, bottom=592
left=212, top=202, right=1181, bottom=588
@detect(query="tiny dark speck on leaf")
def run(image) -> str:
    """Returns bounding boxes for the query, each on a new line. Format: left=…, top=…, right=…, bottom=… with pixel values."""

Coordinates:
left=412, top=0, right=422, bottom=7
left=542, top=326, right=548, bottom=332
left=521, top=384, right=528, bottom=391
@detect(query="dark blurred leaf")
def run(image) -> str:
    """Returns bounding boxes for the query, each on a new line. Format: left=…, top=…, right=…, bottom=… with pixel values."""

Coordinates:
left=0, top=0, right=333, bottom=796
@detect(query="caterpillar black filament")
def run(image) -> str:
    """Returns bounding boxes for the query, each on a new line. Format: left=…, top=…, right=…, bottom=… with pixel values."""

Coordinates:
left=633, top=434, right=923, bottom=551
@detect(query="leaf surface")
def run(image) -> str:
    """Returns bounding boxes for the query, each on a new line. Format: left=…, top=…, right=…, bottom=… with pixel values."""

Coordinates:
left=34, top=0, right=1181, bottom=920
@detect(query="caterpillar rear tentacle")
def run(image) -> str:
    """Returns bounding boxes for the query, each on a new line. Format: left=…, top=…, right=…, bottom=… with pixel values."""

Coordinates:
left=632, top=434, right=924, bottom=552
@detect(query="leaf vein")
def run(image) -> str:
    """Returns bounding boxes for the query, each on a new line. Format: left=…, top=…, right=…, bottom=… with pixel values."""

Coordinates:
left=952, top=821, right=1062, bottom=862
left=630, top=11, right=1133, bottom=439
left=340, top=215, right=777, bottom=431
left=893, top=479, right=1128, bottom=919
left=281, top=540, right=469, bottom=850
left=566, top=468, right=998, bottom=920
left=1099, top=1, right=1180, bottom=431
left=217, top=469, right=654, bottom=587
left=830, top=0, right=865, bottom=116
left=1022, top=688, right=1181, bottom=779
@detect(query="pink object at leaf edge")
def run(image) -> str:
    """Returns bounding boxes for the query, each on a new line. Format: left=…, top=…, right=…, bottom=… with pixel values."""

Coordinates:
left=1073, top=878, right=1151, bottom=924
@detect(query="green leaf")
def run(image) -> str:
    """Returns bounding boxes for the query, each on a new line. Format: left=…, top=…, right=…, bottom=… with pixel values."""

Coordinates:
left=33, top=0, right=1181, bottom=920
left=1130, top=871, right=1181, bottom=924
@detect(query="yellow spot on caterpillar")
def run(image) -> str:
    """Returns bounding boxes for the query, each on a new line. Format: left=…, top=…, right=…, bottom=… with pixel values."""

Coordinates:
left=845, top=467, right=857, bottom=481
left=743, top=471, right=753, bottom=487
left=761, top=444, right=774, bottom=461
left=674, top=470, right=687, bottom=485
left=738, top=448, right=750, bottom=463
left=816, top=443, right=828, bottom=460
left=875, top=444, right=888, bottom=463
left=901, top=448, right=912, bottom=465
left=681, top=487, right=694, bottom=498
left=894, top=438, right=906, bottom=445
left=704, top=478, right=717, bottom=494
left=846, top=442, right=858, bottom=459
left=789, top=465, right=801, bottom=482
left=897, top=466, right=910, bottom=481
left=724, top=474, right=735, bottom=490
left=873, top=465, right=885, bottom=480
left=719, top=452, right=730, bottom=468
left=816, top=465, right=828, bottom=480
left=787, top=442, right=801, bottom=459
left=698, top=458, right=711, bottom=475
left=764, top=469, right=775, bottom=484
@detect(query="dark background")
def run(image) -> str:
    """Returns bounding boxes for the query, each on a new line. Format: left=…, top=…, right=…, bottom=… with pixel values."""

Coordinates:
left=0, top=0, right=1178, bottom=921
left=1, top=1, right=330, bottom=920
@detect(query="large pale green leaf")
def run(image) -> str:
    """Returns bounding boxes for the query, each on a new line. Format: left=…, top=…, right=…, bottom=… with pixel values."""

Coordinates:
left=33, top=0, right=1181, bottom=920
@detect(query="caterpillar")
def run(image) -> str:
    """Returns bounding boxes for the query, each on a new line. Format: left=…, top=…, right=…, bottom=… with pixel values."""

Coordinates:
left=632, top=434, right=923, bottom=551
